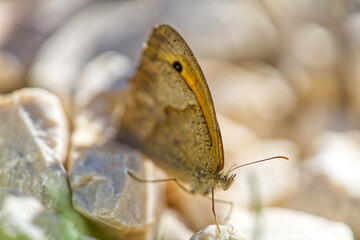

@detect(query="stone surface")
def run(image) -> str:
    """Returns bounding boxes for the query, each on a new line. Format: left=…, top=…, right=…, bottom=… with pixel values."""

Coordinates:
left=0, top=88, right=91, bottom=239
left=0, top=88, right=69, bottom=199
left=69, top=144, right=160, bottom=240
left=0, top=190, right=94, bottom=240
left=190, top=220, right=247, bottom=240
left=232, top=208, right=354, bottom=240
left=285, top=131, right=360, bottom=239
left=68, top=66, right=162, bottom=239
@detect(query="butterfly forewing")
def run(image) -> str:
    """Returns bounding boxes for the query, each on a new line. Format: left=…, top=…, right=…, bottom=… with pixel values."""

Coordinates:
left=118, top=25, right=224, bottom=188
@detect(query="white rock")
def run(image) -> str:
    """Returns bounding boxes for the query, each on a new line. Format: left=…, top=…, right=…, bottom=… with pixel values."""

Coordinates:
left=0, top=191, right=58, bottom=240
left=190, top=220, right=247, bottom=240
left=0, top=88, right=69, bottom=195
left=0, top=88, right=91, bottom=238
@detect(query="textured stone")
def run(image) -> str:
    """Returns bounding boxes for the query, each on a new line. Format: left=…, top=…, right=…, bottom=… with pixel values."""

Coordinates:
left=190, top=220, right=247, bottom=240
left=0, top=88, right=69, bottom=199
left=68, top=65, right=162, bottom=239
left=0, top=88, right=91, bottom=239
left=0, top=190, right=94, bottom=240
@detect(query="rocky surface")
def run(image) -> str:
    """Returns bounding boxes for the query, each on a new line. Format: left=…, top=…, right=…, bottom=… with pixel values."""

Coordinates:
left=0, top=88, right=69, bottom=200
left=68, top=56, right=163, bottom=239
left=190, top=220, right=247, bottom=240
left=0, top=88, right=91, bottom=239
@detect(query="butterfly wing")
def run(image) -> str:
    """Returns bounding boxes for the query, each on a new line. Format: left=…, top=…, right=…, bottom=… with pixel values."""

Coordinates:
left=118, top=25, right=224, bottom=184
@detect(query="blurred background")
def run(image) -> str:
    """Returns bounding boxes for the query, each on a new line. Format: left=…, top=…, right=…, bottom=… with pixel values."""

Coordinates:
left=0, top=0, right=359, bottom=239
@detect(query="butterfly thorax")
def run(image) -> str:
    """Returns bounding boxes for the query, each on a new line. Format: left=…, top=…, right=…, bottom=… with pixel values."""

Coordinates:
left=190, top=170, right=236, bottom=196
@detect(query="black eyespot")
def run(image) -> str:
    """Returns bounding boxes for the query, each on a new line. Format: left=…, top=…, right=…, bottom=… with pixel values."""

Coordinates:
left=172, top=61, right=182, bottom=73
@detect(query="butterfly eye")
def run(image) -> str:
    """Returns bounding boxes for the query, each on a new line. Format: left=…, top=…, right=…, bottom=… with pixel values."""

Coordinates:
left=172, top=61, right=183, bottom=73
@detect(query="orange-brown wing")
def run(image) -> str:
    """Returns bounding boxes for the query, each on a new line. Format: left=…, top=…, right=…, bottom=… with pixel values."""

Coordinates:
left=118, top=25, right=224, bottom=182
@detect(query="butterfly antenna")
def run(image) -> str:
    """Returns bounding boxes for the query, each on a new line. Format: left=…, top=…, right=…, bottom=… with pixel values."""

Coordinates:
left=226, top=156, right=289, bottom=175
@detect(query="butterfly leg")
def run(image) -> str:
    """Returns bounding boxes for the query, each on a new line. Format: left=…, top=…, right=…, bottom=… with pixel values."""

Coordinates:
left=127, top=170, right=194, bottom=194
left=211, top=187, right=221, bottom=233
left=212, top=198, right=233, bottom=221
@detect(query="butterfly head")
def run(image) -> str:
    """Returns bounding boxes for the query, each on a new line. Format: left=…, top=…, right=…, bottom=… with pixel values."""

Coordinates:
left=218, top=172, right=236, bottom=191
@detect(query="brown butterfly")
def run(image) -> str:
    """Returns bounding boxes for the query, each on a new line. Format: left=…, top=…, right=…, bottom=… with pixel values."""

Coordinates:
left=118, top=24, right=288, bottom=231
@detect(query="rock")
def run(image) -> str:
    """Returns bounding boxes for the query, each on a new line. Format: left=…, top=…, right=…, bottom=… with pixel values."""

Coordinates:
left=0, top=88, right=91, bottom=238
left=68, top=64, right=163, bottom=239
left=69, top=144, right=161, bottom=240
left=190, top=220, right=247, bottom=240
left=0, top=88, right=69, bottom=198
left=0, top=190, right=94, bottom=240
left=157, top=210, right=194, bottom=240
left=232, top=208, right=354, bottom=240
left=285, top=130, right=360, bottom=239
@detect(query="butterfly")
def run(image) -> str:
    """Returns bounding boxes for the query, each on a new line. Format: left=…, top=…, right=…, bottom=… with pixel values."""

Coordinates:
left=118, top=24, right=288, bottom=231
